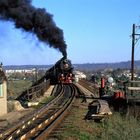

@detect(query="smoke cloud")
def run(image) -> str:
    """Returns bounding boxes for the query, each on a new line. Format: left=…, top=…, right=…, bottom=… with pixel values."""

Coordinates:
left=0, top=0, right=67, bottom=58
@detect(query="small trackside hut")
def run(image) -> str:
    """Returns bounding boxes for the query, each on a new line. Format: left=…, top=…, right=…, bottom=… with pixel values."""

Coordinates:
left=0, top=63, right=7, bottom=116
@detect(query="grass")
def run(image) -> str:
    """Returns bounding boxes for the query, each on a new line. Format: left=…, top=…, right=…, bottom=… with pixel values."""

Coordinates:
left=7, top=80, right=32, bottom=99
left=7, top=79, right=54, bottom=108
left=7, top=80, right=140, bottom=139
left=33, top=95, right=54, bottom=109
left=99, top=113, right=140, bottom=140
left=58, top=99, right=140, bottom=140
left=8, top=80, right=32, bottom=93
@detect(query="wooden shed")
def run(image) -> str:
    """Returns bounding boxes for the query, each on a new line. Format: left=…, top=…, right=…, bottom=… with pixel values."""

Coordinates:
left=0, top=64, right=7, bottom=116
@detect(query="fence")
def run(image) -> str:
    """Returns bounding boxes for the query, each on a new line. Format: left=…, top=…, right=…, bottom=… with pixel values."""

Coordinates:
left=125, top=80, right=140, bottom=102
left=17, top=79, right=50, bottom=102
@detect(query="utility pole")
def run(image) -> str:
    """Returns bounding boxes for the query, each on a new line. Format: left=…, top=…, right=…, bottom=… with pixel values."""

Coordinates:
left=131, top=24, right=140, bottom=81
left=131, top=24, right=135, bottom=81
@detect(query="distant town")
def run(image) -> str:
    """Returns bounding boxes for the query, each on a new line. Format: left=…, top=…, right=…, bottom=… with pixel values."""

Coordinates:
left=4, top=60, right=140, bottom=84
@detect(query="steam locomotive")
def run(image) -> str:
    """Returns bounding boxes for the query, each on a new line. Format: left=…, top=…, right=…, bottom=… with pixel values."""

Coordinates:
left=48, top=57, right=74, bottom=84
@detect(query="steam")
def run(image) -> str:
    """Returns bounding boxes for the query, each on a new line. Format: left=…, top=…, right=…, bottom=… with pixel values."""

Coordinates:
left=0, top=0, right=67, bottom=58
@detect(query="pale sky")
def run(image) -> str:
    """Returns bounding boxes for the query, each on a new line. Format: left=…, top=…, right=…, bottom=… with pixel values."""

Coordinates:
left=0, top=0, right=140, bottom=65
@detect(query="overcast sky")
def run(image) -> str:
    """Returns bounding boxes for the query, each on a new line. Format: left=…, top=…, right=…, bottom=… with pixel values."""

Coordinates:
left=0, top=0, right=140, bottom=65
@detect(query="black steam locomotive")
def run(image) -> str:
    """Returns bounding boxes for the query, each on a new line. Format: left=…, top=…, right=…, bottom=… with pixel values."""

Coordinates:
left=48, top=57, right=74, bottom=84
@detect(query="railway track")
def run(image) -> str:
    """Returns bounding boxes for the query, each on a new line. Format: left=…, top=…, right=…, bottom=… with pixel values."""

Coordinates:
left=79, top=79, right=99, bottom=93
left=77, top=79, right=99, bottom=98
left=0, top=84, right=77, bottom=140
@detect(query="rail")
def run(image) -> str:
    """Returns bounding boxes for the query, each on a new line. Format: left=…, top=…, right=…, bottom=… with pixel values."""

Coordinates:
left=78, top=79, right=99, bottom=97
left=0, top=84, right=76, bottom=140
left=0, top=84, right=63, bottom=139
left=35, top=84, right=76, bottom=139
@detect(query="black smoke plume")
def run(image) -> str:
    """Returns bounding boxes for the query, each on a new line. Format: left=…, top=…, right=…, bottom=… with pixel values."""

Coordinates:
left=0, top=0, right=67, bottom=58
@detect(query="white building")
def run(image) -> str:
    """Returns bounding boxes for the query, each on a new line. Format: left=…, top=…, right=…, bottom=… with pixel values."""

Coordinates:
left=6, top=68, right=37, bottom=75
left=74, top=71, right=87, bottom=79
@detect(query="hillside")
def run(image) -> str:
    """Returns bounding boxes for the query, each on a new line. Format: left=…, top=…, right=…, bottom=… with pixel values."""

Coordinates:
left=3, top=60, right=140, bottom=71
left=74, top=60, right=140, bottom=71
